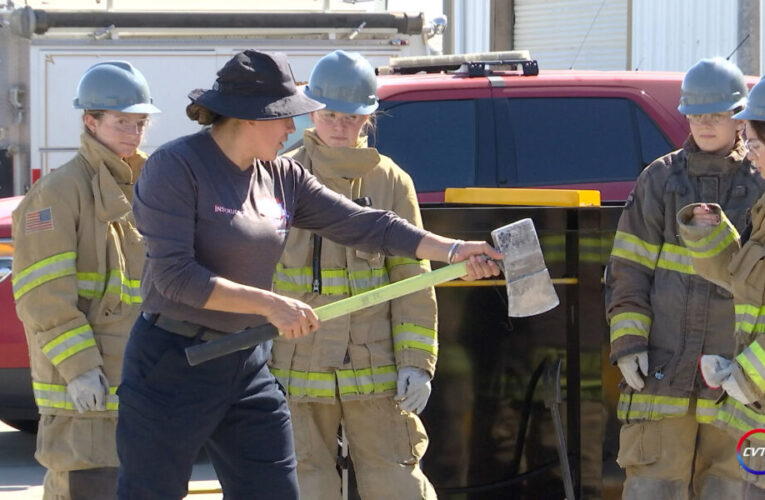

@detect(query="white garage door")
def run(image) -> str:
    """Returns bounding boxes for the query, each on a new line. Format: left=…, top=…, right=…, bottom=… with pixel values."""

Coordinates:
left=514, top=0, right=628, bottom=70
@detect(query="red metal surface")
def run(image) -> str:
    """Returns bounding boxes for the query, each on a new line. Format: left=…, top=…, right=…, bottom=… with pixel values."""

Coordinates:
left=0, top=196, right=26, bottom=368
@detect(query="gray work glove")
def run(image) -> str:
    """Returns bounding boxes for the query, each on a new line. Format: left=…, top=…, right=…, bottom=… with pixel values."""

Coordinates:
left=67, top=367, right=109, bottom=413
left=395, top=367, right=432, bottom=414
left=700, top=354, right=754, bottom=405
left=617, top=351, right=648, bottom=391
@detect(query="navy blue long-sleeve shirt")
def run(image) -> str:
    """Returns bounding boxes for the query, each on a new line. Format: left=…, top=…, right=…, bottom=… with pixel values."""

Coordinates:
left=133, top=130, right=426, bottom=332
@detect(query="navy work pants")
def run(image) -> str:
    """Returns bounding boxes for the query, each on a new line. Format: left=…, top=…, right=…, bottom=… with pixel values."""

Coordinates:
left=116, top=314, right=298, bottom=499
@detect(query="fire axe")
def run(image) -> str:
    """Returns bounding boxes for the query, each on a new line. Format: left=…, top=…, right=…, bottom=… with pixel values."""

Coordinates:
left=185, top=218, right=559, bottom=366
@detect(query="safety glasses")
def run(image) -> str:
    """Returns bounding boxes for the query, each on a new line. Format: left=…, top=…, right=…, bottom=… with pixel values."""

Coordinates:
left=686, top=111, right=735, bottom=125
left=314, top=110, right=367, bottom=127
left=746, top=137, right=764, bottom=154
left=102, top=112, right=150, bottom=135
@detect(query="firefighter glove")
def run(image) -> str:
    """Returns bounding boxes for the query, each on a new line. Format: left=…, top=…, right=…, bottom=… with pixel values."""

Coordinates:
left=396, top=367, right=432, bottom=414
left=700, top=355, right=732, bottom=388
left=617, top=351, right=648, bottom=391
left=67, top=367, right=109, bottom=413
left=700, top=354, right=754, bottom=404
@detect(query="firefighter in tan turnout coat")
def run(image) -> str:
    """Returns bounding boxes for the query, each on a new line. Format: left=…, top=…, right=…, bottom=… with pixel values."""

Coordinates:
left=269, top=51, right=438, bottom=499
left=606, top=57, right=765, bottom=499
left=11, top=61, right=159, bottom=499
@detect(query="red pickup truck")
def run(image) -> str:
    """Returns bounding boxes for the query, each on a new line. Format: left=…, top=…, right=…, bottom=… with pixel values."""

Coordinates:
left=0, top=195, right=33, bottom=430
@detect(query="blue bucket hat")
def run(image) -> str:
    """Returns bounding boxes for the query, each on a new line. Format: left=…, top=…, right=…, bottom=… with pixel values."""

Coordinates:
left=189, top=50, right=324, bottom=120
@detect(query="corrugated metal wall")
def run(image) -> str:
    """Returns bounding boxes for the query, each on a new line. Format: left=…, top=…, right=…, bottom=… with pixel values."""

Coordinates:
left=514, top=0, right=628, bottom=70
left=451, top=0, right=491, bottom=54
left=631, top=0, right=739, bottom=72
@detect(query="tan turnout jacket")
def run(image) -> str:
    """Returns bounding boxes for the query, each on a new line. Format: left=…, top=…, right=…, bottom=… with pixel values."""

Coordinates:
left=12, top=133, right=146, bottom=418
left=678, top=192, right=765, bottom=441
left=270, top=129, right=438, bottom=402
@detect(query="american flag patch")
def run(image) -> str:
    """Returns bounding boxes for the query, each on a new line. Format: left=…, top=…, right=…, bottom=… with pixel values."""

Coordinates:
left=25, top=207, right=54, bottom=233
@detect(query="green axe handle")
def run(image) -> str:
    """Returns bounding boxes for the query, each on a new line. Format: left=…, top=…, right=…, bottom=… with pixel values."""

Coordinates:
left=185, top=261, right=468, bottom=366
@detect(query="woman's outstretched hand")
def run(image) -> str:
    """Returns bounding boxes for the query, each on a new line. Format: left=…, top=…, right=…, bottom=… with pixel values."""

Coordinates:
left=451, top=241, right=503, bottom=281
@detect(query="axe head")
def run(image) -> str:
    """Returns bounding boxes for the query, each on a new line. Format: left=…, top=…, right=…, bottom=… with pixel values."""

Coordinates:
left=491, top=218, right=559, bottom=317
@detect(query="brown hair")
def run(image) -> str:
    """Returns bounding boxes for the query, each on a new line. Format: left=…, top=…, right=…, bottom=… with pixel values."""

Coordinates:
left=750, top=120, right=765, bottom=142
left=83, top=110, right=104, bottom=135
left=186, top=102, right=224, bottom=125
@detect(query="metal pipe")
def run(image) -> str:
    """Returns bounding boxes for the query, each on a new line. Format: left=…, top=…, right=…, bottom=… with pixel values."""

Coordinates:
left=14, top=7, right=423, bottom=37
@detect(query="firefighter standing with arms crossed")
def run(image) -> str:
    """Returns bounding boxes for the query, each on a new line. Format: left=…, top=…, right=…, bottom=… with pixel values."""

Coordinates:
left=11, top=61, right=159, bottom=499
left=606, top=57, right=765, bottom=498
left=269, top=50, right=438, bottom=499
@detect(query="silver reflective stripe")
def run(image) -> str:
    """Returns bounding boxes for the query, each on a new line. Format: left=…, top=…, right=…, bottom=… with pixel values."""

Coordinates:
left=684, top=223, right=735, bottom=257
left=270, top=368, right=336, bottom=398
left=349, top=270, right=389, bottom=294
left=657, top=244, right=694, bottom=274
left=393, top=323, right=437, bottom=354
left=33, top=381, right=119, bottom=410
left=41, top=324, right=96, bottom=366
left=12, top=251, right=77, bottom=300
left=337, top=366, right=397, bottom=395
left=737, top=343, right=765, bottom=392
left=695, top=399, right=722, bottom=423
left=618, top=401, right=687, bottom=417
left=611, top=231, right=660, bottom=269
left=717, top=398, right=765, bottom=432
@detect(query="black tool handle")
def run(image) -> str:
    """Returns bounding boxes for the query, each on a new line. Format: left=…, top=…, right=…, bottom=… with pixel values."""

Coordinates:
left=185, top=323, right=279, bottom=366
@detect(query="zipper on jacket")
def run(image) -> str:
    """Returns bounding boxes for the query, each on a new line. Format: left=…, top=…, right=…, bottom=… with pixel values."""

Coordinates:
left=310, top=196, right=373, bottom=295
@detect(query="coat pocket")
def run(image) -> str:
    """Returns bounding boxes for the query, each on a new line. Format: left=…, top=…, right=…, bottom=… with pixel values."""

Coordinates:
left=617, top=422, right=661, bottom=467
left=729, top=243, right=765, bottom=306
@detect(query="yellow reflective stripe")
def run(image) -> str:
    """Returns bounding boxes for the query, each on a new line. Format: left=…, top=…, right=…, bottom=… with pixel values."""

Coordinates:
left=580, top=237, right=604, bottom=263
left=735, top=304, right=765, bottom=335
left=611, top=231, right=660, bottom=269
left=540, top=234, right=565, bottom=245
left=695, top=398, right=723, bottom=423
left=77, top=270, right=142, bottom=304
left=32, top=381, right=118, bottom=410
left=270, top=368, right=335, bottom=398
left=717, top=397, right=765, bottom=433
left=337, top=365, right=397, bottom=395
left=41, top=324, right=96, bottom=366
left=683, top=215, right=739, bottom=258
left=12, top=251, right=77, bottom=300
left=656, top=243, right=695, bottom=274
left=541, top=234, right=566, bottom=263
left=273, top=264, right=351, bottom=296
left=393, top=323, right=438, bottom=355
left=616, top=393, right=689, bottom=421
left=610, top=312, right=651, bottom=342
left=386, top=256, right=425, bottom=270
left=737, top=342, right=765, bottom=392
left=272, top=365, right=399, bottom=399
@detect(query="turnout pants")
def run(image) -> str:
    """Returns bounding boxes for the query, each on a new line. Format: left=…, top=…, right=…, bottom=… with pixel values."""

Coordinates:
left=43, top=468, right=118, bottom=500
left=116, top=315, right=298, bottom=500
left=617, top=411, right=743, bottom=499
left=289, top=395, right=437, bottom=500
left=35, top=414, right=120, bottom=500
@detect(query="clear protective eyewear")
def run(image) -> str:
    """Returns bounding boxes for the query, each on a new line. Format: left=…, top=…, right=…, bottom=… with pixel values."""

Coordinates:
left=103, top=113, right=150, bottom=134
left=686, top=111, right=735, bottom=125
left=315, top=110, right=367, bottom=127
left=746, top=137, right=764, bottom=154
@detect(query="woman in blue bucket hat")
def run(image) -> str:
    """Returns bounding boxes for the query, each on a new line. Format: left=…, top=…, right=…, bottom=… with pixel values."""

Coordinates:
left=116, top=49, right=501, bottom=499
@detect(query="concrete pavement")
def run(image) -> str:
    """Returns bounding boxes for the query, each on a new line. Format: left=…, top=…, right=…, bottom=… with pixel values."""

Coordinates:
left=0, top=421, right=223, bottom=499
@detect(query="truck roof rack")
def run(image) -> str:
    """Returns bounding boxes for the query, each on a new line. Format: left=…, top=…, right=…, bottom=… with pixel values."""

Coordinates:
left=377, top=50, right=539, bottom=77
